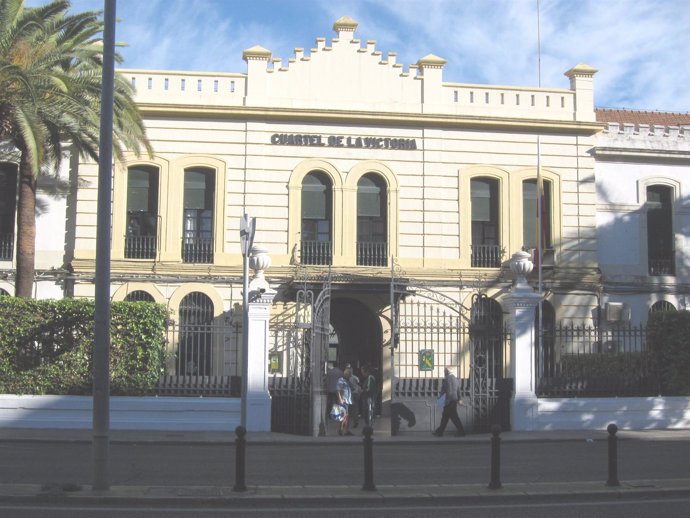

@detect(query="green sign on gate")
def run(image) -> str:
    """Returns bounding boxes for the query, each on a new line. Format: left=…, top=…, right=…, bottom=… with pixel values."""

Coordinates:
left=418, top=349, right=434, bottom=371
left=269, top=352, right=282, bottom=374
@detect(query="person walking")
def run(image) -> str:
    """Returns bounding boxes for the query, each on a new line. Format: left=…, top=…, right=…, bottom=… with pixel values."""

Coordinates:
left=433, top=367, right=466, bottom=437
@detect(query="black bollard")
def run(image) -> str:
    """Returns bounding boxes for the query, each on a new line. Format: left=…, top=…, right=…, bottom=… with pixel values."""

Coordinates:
left=606, top=423, right=620, bottom=487
left=362, top=426, right=376, bottom=491
left=233, top=425, right=247, bottom=492
left=488, top=424, right=502, bottom=490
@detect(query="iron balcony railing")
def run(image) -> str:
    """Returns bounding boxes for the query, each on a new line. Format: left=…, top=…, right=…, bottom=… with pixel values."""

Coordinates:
left=124, top=235, right=157, bottom=259
left=471, top=244, right=503, bottom=268
left=0, top=233, right=13, bottom=261
left=357, top=241, right=388, bottom=267
left=300, top=240, right=332, bottom=265
left=182, top=237, right=213, bottom=264
left=649, top=256, right=675, bottom=276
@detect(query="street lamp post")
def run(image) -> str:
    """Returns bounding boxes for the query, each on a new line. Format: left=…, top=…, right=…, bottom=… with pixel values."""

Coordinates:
left=239, top=214, right=256, bottom=428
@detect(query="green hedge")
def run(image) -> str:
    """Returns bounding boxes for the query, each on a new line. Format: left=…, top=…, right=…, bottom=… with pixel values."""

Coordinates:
left=558, top=350, right=658, bottom=395
left=0, top=298, right=168, bottom=395
left=647, top=310, right=690, bottom=395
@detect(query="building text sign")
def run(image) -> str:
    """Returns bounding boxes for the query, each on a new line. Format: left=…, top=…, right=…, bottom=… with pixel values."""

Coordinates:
left=271, top=133, right=417, bottom=150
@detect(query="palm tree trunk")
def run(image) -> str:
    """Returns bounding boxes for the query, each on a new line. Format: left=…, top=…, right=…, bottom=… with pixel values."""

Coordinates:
left=15, top=151, right=37, bottom=298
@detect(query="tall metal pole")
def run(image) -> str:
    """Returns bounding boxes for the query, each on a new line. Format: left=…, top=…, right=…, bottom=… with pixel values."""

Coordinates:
left=240, top=214, right=255, bottom=428
left=93, top=0, right=116, bottom=491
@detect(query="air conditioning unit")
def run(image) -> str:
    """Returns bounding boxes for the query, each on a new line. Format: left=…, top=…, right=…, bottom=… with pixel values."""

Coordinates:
left=605, top=302, right=631, bottom=322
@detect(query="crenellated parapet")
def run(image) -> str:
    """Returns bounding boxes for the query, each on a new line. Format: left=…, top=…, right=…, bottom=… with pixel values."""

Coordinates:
left=120, top=16, right=600, bottom=128
left=596, top=122, right=690, bottom=157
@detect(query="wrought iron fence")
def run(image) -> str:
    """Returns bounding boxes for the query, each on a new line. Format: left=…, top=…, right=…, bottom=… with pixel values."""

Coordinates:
left=155, top=318, right=241, bottom=396
left=0, top=233, right=13, bottom=261
left=536, top=323, right=660, bottom=397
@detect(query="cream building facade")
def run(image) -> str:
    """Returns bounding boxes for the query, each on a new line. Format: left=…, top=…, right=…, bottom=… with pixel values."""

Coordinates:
left=8, top=17, right=690, bottom=432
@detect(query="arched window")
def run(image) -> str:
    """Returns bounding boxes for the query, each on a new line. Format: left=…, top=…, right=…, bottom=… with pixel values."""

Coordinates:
left=0, top=288, right=9, bottom=296
left=650, top=300, right=676, bottom=314
left=177, top=292, right=214, bottom=376
left=183, top=168, right=215, bottom=263
left=124, top=290, right=155, bottom=302
left=0, top=164, right=17, bottom=261
left=125, top=166, right=159, bottom=259
left=471, top=178, right=501, bottom=267
left=523, top=179, right=552, bottom=265
left=357, top=174, right=387, bottom=266
left=647, top=185, right=674, bottom=276
left=301, top=171, right=332, bottom=265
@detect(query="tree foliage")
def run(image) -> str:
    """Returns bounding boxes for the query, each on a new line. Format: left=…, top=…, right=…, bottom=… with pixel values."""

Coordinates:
left=0, top=0, right=152, bottom=297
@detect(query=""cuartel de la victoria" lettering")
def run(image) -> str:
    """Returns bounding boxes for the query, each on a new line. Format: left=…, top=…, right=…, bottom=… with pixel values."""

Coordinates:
left=270, top=133, right=417, bottom=150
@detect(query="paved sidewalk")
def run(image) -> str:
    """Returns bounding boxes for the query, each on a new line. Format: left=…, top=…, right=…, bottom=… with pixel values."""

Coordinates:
left=1, top=427, right=689, bottom=504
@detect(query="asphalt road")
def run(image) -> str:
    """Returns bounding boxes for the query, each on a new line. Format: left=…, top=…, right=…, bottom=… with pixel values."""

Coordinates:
left=0, top=438, right=689, bottom=488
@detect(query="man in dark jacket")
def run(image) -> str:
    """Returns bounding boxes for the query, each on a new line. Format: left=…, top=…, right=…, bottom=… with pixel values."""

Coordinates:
left=433, top=367, right=466, bottom=437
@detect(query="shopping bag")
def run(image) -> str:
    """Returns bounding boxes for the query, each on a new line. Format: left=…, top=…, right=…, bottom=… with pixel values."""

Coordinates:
left=436, top=393, right=446, bottom=408
left=330, top=403, right=346, bottom=422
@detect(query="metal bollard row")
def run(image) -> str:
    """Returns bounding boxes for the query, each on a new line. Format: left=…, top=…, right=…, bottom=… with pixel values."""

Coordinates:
left=232, top=422, right=623, bottom=493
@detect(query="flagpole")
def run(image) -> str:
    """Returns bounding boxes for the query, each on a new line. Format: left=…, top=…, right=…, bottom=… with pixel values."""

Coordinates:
left=536, top=0, right=544, bottom=379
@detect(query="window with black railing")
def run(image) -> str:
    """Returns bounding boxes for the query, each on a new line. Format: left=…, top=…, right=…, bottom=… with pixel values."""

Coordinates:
left=301, top=171, right=332, bottom=265
left=183, top=168, right=214, bottom=264
left=125, top=166, right=159, bottom=259
left=0, top=164, right=17, bottom=262
left=647, top=185, right=675, bottom=276
left=471, top=177, right=501, bottom=268
left=0, top=233, right=13, bottom=261
left=357, top=173, right=388, bottom=267
left=125, top=212, right=157, bottom=259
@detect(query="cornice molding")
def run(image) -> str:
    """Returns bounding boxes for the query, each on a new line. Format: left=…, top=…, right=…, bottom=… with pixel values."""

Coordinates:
left=138, top=103, right=603, bottom=135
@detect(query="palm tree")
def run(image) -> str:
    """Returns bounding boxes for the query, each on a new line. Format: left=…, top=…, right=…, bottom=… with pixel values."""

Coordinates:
left=0, top=0, right=151, bottom=297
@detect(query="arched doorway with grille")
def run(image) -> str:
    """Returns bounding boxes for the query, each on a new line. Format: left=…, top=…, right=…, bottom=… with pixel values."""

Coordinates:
left=177, top=292, right=214, bottom=376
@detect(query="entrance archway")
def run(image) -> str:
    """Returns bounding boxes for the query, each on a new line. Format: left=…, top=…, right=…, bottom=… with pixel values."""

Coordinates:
left=329, top=298, right=382, bottom=376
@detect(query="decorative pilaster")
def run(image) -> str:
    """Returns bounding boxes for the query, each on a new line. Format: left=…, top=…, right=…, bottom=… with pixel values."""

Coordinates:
left=244, top=247, right=275, bottom=431
left=506, top=251, right=543, bottom=431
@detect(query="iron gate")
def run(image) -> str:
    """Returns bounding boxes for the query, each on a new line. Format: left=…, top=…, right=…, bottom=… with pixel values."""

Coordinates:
left=391, top=262, right=512, bottom=433
left=269, top=271, right=331, bottom=435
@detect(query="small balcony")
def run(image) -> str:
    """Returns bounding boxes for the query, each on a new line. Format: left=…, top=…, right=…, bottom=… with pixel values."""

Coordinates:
left=124, top=235, right=157, bottom=259
left=182, top=237, right=214, bottom=264
left=300, top=240, right=332, bottom=266
left=471, top=244, right=503, bottom=268
left=0, top=233, right=13, bottom=261
left=649, top=255, right=675, bottom=276
left=357, top=241, right=388, bottom=267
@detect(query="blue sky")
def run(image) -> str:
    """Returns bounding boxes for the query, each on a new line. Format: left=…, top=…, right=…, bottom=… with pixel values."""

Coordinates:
left=31, top=0, right=690, bottom=112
